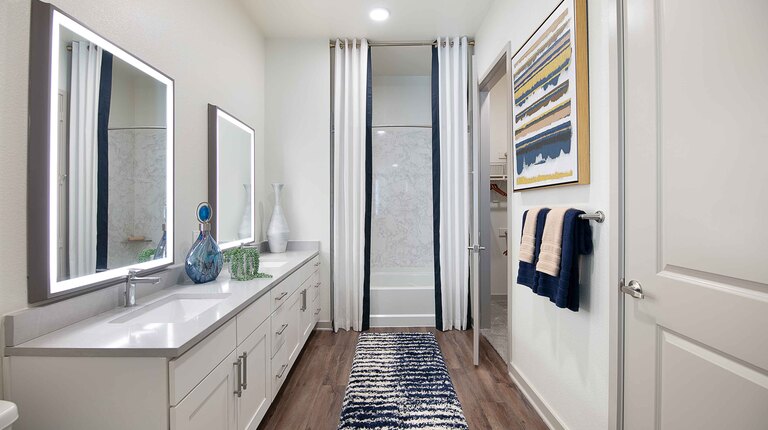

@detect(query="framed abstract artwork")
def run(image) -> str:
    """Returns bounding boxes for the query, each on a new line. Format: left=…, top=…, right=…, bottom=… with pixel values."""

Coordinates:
left=510, top=0, right=589, bottom=191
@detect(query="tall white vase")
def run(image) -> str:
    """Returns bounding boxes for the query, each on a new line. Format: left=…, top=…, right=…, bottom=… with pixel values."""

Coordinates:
left=238, top=184, right=252, bottom=240
left=267, top=183, right=289, bottom=253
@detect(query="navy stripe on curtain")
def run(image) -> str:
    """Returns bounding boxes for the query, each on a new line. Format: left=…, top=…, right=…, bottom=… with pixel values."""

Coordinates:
left=362, top=46, right=373, bottom=331
left=431, top=46, right=444, bottom=330
left=96, top=51, right=113, bottom=271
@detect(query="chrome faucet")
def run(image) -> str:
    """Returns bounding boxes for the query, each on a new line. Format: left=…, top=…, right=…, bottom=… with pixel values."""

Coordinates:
left=124, top=269, right=161, bottom=307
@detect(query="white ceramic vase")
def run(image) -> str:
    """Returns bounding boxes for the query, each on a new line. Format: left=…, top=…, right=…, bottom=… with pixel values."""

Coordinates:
left=238, top=184, right=252, bottom=239
left=267, top=183, right=289, bottom=253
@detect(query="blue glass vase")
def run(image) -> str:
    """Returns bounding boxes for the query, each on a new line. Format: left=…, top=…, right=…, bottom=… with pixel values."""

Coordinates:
left=185, top=202, right=223, bottom=284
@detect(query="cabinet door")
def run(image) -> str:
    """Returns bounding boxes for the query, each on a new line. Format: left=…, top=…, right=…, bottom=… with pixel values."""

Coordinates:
left=171, top=351, right=238, bottom=430
left=237, top=320, right=271, bottom=430
left=285, top=291, right=302, bottom=365
left=299, top=287, right=314, bottom=343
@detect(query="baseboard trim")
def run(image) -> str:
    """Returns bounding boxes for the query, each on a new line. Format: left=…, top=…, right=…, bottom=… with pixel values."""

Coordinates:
left=315, top=321, right=333, bottom=331
left=508, top=362, right=567, bottom=430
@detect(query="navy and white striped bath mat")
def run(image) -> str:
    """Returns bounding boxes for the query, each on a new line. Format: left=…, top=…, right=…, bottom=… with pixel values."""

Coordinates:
left=338, top=332, right=469, bottom=429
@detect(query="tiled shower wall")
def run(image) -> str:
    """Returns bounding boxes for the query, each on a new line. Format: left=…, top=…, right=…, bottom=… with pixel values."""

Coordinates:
left=370, top=127, right=434, bottom=270
left=107, top=129, right=166, bottom=268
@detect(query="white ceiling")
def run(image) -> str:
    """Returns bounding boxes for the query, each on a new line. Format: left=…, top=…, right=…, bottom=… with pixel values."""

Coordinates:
left=240, top=0, right=493, bottom=40
left=371, top=46, right=431, bottom=76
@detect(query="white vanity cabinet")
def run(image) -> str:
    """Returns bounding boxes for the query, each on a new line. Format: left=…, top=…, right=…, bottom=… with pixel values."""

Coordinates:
left=171, top=256, right=320, bottom=430
left=5, top=254, right=321, bottom=430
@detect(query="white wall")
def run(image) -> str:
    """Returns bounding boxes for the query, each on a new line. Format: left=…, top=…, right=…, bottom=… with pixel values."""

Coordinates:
left=0, top=0, right=266, bottom=396
left=264, top=39, right=331, bottom=325
left=372, top=75, right=431, bottom=126
left=489, top=77, right=508, bottom=296
left=475, top=0, right=618, bottom=429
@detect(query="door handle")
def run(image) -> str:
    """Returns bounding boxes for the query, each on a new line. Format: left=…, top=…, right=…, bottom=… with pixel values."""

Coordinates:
left=240, top=352, right=247, bottom=390
left=621, top=279, right=645, bottom=300
left=467, top=244, right=486, bottom=253
left=234, top=357, right=243, bottom=397
left=276, top=323, right=289, bottom=335
left=274, top=291, right=288, bottom=301
left=275, top=364, right=288, bottom=379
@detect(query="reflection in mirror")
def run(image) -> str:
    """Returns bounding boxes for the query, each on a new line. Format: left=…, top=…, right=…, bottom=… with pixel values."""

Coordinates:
left=208, top=105, right=255, bottom=249
left=27, top=1, right=174, bottom=301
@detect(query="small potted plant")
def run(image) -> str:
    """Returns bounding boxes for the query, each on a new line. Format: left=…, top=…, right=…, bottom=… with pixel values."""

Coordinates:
left=223, top=245, right=272, bottom=281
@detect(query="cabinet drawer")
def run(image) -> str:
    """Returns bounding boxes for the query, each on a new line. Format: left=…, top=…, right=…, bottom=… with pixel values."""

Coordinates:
left=237, top=293, right=270, bottom=345
left=269, top=255, right=320, bottom=312
left=270, top=298, right=292, bottom=357
left=169, top=319, right=237, bottom=406
left=270, top=338, right=290, bottom=399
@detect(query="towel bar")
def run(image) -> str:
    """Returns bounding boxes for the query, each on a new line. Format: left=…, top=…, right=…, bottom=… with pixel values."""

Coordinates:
left=578, top=211, right=605, bottom=223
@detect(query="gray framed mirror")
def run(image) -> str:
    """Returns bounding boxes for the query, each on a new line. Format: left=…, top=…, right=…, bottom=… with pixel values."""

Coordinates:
left=207, top=104, right=255, bottom=249
left=27, top=0, right=175, bottom=303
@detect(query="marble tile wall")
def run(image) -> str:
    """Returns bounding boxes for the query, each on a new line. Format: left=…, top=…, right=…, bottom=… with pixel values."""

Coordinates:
left=107, top=129, right=167, bottom=268
left=370, top=127, right=434, bottom=270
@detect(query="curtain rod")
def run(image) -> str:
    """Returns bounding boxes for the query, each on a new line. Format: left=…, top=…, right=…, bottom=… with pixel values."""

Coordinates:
left=329, top=40, right=474, bottom=48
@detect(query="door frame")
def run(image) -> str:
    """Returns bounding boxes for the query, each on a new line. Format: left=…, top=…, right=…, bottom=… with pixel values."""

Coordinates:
left=477, top=43, right=512, bottom=365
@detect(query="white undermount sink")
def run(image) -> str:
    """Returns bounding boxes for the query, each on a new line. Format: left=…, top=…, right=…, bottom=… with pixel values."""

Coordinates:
left=110, top=293, right=230, bottom=324
left=260, top=261, right=287, bottom=268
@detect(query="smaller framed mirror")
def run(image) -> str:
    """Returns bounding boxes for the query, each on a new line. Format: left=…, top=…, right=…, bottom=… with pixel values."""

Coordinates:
left=208, top=105, right=255, bottom=249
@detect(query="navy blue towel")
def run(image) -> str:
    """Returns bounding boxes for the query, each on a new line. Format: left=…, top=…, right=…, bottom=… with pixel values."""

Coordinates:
left=517, top=208, right=593, bottom=312
left=516, top=208, right=550, bottom=289
left=535, top=209, right=593, bottom=311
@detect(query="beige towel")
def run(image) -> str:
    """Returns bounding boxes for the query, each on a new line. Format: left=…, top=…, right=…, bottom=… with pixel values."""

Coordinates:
left=536, top=207, right=569, bottom=277
left=519, top=207, right=542, bottom=263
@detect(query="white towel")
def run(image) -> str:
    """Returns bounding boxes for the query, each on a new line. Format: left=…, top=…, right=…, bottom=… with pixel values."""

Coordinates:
left=519, top=208, right=542, bottom=263
left=536, top=207, right=569, bottom=277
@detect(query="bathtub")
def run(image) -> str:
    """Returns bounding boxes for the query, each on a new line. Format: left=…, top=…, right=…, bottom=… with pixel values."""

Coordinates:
left=369, top=269, right=436, bottom=327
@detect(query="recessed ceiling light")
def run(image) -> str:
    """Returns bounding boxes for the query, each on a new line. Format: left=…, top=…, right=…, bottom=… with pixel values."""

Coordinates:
left=369, top=8, right=390, bottom=22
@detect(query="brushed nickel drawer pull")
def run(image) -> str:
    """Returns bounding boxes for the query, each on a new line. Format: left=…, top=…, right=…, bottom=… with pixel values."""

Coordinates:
left=240, top=352, right=247, bottom=390
left=274, top=291, right=288, bottom=301
left=314, top=282, right=321, bottom=288
left=276, top=323, right=288, bottom=335
left=314, top=308, right=321, bottom=315
left=314, top=261, right=320, bottom=267
left=276, top=364, right=288, bottom=378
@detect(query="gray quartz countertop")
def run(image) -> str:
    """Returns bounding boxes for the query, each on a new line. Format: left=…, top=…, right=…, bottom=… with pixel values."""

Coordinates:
left=5, top=250, right=319, bottom=358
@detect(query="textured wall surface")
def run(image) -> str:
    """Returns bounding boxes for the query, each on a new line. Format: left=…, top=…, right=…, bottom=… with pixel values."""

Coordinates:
left=370, top=128, right=434, bottom=270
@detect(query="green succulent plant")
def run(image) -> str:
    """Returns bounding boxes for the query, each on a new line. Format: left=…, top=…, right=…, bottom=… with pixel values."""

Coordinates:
left=223, top=246, right=272, bottom=281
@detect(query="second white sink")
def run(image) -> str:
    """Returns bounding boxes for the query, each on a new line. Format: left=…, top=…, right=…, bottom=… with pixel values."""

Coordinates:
left=110, top=293, right=230, bottom=324
left=260, top=261, right=287, bottom=268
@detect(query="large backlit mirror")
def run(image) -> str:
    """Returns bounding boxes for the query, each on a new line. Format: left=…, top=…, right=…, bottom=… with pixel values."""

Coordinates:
left=208, top=105, right=255, bottom=249
left=27, top=1, right=174, bottom=303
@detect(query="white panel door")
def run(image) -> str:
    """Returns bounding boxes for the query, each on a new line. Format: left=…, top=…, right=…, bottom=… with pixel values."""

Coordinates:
left=237, top=320, right=271, bottom=430
left=171, top=351, right=238, bottom=430
left=623, top=0, right=768, bottom=429
left=470, top=55, right=482, bottom=366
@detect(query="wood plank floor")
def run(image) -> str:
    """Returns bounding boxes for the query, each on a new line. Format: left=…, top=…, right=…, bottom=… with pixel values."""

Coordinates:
left=258, top=328, right=548, bottom=430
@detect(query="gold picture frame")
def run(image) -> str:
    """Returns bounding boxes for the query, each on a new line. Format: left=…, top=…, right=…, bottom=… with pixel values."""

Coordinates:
left=510, top=0, right=589, bottom=191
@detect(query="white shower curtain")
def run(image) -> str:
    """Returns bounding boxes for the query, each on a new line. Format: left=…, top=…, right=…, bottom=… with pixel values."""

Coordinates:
left=68, top=41, right=102, bottom=278
left=332, top=38, right=369, bottom=331
left=437, top=36, right=470, bottom=330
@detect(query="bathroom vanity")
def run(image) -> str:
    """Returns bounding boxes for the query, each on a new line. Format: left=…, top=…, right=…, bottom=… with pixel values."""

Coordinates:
left=4, top=250, right=322, bottom=430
